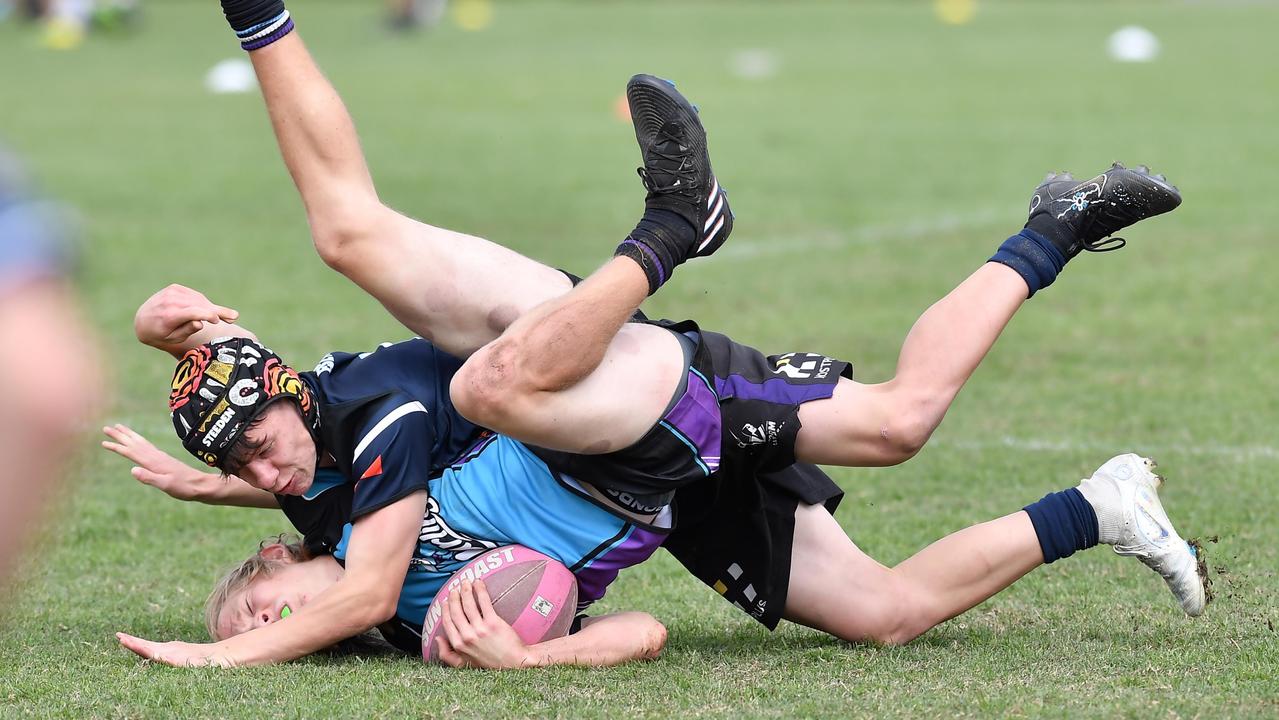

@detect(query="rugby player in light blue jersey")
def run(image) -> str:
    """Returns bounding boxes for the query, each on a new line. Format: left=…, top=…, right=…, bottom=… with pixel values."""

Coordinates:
left=106, top=0, right=1204, bottom=668
left=106, top=286, right=670, bottom=668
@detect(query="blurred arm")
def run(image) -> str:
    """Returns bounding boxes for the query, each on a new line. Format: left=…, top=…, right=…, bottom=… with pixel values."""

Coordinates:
left=0, top=279, right=102, bottom=589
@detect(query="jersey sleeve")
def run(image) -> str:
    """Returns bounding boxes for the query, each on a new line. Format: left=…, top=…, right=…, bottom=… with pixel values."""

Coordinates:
left=348, top=399, right=438, bottom=519
left=275, top=482, right=352, bottom=557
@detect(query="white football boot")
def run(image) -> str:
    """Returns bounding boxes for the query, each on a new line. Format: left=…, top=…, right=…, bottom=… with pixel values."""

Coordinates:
left=1076, top=453, right=1207, bottom=616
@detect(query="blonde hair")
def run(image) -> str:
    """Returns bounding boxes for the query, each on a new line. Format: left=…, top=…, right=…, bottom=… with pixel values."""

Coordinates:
left=204, top=533, right=309, bottom=640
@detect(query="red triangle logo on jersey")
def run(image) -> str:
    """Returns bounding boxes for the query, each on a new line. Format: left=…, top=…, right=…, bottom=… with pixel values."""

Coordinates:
left=359, top=455, right=384, bottom=481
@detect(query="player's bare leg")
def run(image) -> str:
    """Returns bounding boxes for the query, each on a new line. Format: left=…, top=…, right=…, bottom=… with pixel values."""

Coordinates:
left=792, top=262, right=1027, bottom=466
left=448, top=75, right=732, bottom=452
left=451, top=258, right=685, bottom=453
left=232, top=23, right=570, bottom=357
left=794, top=165, right=1183, bottom=467
left=783, top=454, right=1205, bottom=645
left=450, top=75, right=731, bottom=452
left=209, top=5, right=697, bottom=454
left=451, top=74, right=1181, bottom=463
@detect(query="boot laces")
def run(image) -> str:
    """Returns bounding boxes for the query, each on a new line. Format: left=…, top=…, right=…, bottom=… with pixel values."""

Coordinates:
left=636, top=124, right=699, bottom=196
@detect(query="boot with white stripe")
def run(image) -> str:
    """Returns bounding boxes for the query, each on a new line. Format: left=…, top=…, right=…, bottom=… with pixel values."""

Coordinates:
left=616, top=74, right=733, bottom=293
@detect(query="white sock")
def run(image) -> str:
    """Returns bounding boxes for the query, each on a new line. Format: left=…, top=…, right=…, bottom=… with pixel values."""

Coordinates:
left=1076, top=475, right=1124, bottom=546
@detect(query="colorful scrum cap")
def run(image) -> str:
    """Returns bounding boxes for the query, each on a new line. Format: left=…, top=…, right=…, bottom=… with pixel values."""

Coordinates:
left=169, top=336, right=318, bottom=468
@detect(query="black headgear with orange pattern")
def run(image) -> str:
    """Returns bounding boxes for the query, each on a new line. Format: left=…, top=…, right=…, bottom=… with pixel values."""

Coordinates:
left=169, top=337, right=319, bottom=468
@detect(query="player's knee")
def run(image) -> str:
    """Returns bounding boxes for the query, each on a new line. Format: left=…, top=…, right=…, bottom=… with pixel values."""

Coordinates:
left=449, top=342, right=525, bottom=428
left=860, top=580, right=930, bottom=646
left=11, top=335, right=101, bottom=438
left=306, top=200, right=385, bottom=272
left=877, top=415, right=934, bottom=464
left=876, top=391, right=945, bottom=463
left=309, top=222, right=360, bottom=272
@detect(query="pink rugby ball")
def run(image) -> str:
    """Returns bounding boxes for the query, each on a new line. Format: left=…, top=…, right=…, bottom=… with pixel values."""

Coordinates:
left=421, top=545, right=578, bottom=664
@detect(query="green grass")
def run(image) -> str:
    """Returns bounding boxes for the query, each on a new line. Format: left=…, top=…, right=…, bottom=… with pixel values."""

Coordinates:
left=3, top=1, right=1278, bottom=717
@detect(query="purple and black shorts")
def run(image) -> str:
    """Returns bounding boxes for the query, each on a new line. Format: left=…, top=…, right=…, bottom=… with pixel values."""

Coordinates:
left=530, top=318, right=851, bottom=630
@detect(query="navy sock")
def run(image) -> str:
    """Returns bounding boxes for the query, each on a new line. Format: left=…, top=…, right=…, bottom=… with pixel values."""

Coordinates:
left=614, top=208, right=696, bottom=295
left=989, top=228, right=1068, bottom=298
left=1023, top=488, right=1099, bottom=564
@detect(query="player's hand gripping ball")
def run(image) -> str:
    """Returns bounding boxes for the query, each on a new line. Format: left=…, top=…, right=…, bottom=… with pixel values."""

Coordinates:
left=422, top=545, right=578, bottom=664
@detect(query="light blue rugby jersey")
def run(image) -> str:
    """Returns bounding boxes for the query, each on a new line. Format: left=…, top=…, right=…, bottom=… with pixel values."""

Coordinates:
left=325, top=432, right=671, bottom=653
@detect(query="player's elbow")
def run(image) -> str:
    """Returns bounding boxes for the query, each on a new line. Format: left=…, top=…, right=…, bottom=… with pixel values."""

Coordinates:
left=637, top=616, right=667, bottom=660
left=358, top=592, right=401, bottom=628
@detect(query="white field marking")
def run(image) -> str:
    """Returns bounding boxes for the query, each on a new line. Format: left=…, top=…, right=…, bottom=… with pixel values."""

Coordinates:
left=710, top=207, right=1005, bottom=262
left=934, top=436, right=1279, bottom=463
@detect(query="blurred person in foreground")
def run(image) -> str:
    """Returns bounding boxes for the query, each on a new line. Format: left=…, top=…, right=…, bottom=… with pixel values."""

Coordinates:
left=0, top=149, right=101, bottom=610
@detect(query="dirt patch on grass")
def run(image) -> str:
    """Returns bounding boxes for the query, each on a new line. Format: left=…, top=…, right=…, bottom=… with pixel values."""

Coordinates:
left=1187, top=535, right=1217, bottom=605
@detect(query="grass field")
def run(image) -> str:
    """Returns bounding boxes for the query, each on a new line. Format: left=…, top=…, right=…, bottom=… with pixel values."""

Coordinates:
left=3, top=1, right=1278, bottom=717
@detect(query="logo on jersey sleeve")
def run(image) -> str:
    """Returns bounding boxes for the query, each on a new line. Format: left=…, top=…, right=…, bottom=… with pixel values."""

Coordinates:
left=359, top=455, right=384, bottom=481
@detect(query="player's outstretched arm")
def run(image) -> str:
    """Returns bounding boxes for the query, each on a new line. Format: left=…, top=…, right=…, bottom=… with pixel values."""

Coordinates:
left=435, top=580, right=667, bottom=669
left=117, top=490, right=424, bottom=667
left=101, top=424, right=278, bottom=508
left=221, top=8, right=571, bottom=357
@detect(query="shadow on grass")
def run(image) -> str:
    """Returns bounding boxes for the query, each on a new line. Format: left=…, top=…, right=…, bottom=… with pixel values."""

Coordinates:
left=663, top=621, right=965, bottom=660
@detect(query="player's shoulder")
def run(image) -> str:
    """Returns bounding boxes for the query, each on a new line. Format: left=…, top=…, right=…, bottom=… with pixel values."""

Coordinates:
left=311, top=338, right=433, bottom=376
left=306, top=338, right=455, bottom=400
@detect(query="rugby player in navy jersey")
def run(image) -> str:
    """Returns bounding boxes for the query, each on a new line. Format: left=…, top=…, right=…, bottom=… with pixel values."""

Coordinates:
left=108, top=0, right=1205, bottom=667
left=107, top=284, right=670, bottom=668
left=0, top=148, right=101, bottom=606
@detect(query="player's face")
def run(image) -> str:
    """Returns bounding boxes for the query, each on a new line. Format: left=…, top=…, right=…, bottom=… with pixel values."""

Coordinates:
left=215, top=556, right=340, bottom=640
left=235, top=403, right=318, bottom=496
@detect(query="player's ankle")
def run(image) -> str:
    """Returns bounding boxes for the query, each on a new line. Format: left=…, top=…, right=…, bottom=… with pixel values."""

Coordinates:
left=1075, top=475, right=1125, bottom=546
left=220, top=0, right=294, bottom=51
left=614, top=209, right=696, bottom=295
left=1023, top=487, right=1099, bottom=563
left=988, top=228, right=1068, bottom=298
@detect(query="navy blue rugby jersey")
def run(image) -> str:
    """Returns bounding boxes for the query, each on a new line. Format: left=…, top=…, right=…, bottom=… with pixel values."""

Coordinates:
left=278, top=339, right=483, bottom=555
